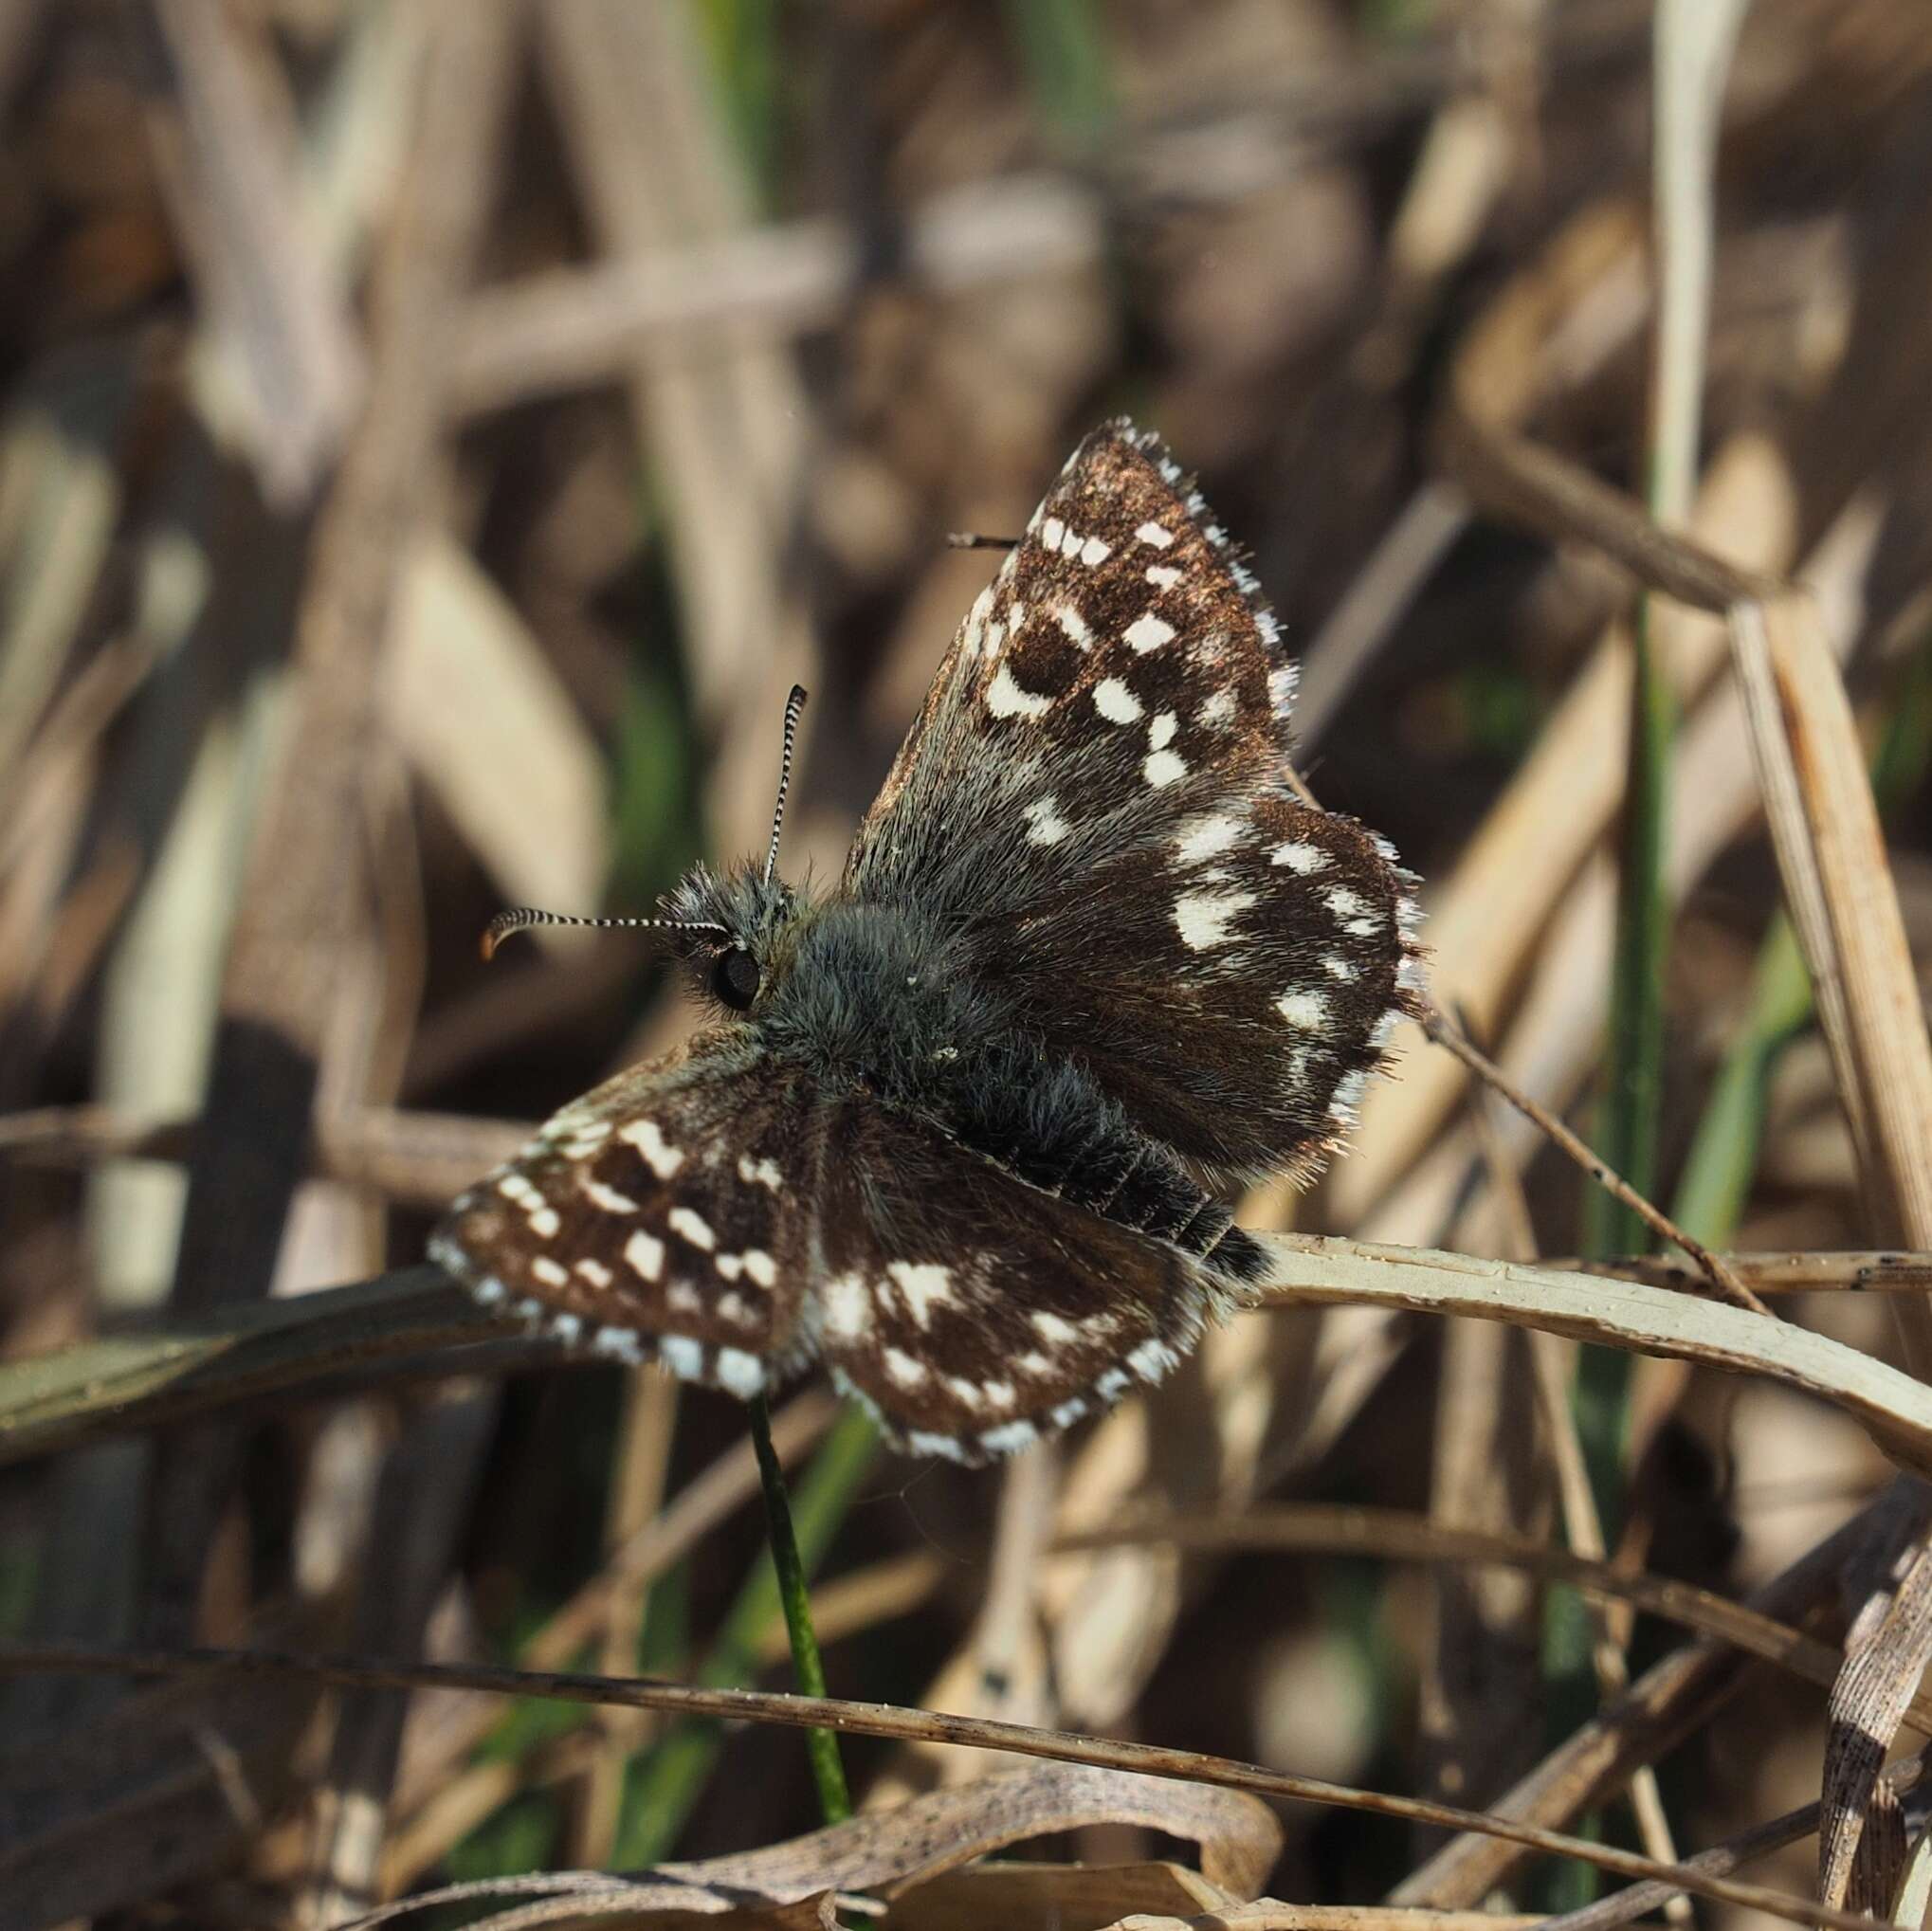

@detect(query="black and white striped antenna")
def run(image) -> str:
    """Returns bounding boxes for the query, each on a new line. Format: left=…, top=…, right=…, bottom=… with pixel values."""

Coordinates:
left=763, top=683, right=808, bottom=886
left=482, top=683, right=811, bottom=960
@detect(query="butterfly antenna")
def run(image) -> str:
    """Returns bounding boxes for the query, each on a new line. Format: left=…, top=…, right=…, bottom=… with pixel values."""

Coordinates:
left=481, top=907, right=729, bottom=962
left=762, top=683, right=808, bottom=887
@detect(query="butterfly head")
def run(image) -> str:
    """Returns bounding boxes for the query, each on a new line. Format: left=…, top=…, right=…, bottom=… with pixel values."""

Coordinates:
left=658, top=861, right=806, bottom=1015
left=478, top=684, right=814, bottom=1018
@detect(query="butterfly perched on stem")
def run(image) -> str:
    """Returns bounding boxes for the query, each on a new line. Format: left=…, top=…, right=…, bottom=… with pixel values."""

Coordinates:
left=432, top=421, right=1423, bottom=1463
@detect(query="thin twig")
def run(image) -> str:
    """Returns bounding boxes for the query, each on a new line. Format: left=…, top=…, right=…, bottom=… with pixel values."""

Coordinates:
left=1421, top=1002, right=1767, bottom=1314
left=0, top=1640, right=1894, bottom=1931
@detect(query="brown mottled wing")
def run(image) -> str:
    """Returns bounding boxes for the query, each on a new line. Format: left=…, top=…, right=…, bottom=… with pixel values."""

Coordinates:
left=842, top=420, right=1421, bottom=1181
left=808, top=1095, right=1216, bottom=1463
left=430, top=1039, right=818, bottom=1398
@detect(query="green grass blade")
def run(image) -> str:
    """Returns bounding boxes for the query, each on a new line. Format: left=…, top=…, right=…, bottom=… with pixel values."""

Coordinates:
left=1000, top=0, right=1115, bottom=145
left=613, top=1403, right=877, bottom=1866
left=749, top=1392, right=850, bottom=1825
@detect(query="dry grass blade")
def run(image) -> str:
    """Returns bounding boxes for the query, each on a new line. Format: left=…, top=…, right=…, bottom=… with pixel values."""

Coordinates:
left=450, top=173, right=1103, bottom=416
left=1818, top=1543, right=1932, bottom=1908
left=137, top=0, right=364, bottom=504
left=346, top=1762, right=1281, bottom=1928
left=1115, top=1913, right=1540, bottom=1931
left=1255, top=1236, right=1932, bottom=1478
left=0, top=1639, right=1905, bottom=1931
left=1728, top=592, right=1932, bottom=1256
left=7, top=1235, right=1932, bottom=1480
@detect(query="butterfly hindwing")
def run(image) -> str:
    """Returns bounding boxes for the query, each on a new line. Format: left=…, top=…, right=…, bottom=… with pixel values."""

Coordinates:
left=844, top=420, right=1420, bottom=1180
left=808, top=1097, right=1214, bottom=1463
left=430, top=1041, right=817, bottom=1396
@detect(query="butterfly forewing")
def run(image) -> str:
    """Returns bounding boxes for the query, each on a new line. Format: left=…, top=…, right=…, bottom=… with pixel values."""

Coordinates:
left=431, top=1043, right=817, bottom=1396
left=809, top=1098, right=1213, bottom=1463
left=845, top=421, right=1421, bottom=1180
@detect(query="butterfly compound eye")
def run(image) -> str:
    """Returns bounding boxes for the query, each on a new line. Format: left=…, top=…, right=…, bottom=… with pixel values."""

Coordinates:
left=713, top=946, right=761, bottom=1011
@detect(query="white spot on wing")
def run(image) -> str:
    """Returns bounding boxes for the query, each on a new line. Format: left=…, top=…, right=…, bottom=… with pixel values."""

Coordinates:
left=1144, top=749, right=1189, bottom=788
left=576, top=1259, right=612, bottom=1287
left=824, top=1271, right=871, bottom=1339
left=1271, top=841, right=1327, bottom=874
left=619, top=1119, right=684, bottom=1178
left=1176, top=813, right=1244, bottom=865
left=715, top=1347, right=765, bottom=1397
left=987, top=664, right=1053, bottom=720
left=887, top=1261, right=954, bottom=1327
left=1128, top=1338, right=1179, bottom=1382
left=1145, top=564, right=1181, bottom=590
left=884, top=1347, right=928, bottom=1389
left=1136, top=520, right=1175, bottom=548
left=1032, top=1310, right=1079, bottom=1343
left=1054, top=604, right=1092, bottom=649
left=1124, top=612, right=1176, bottom=652
left=737, top=1154, right=784, bottom=1192
left=660, top=1335, right=703, bottom=1380
left=1175, top=888, right=1257, bottom=951
left=1277, top=990, right=1330, bottom=1029
left=1079, top=535, right=1111, bottom=566
left=979, top=1420, right=1038, bottom=1455
left=584, top=1176, right=641, bottom=1214
left=667, top=1207, right=716, bottom=1251
left=1094, top=678, right=1142, bottom=724
left=528, top=1207, right=559, bottom=1239
left=1041, top=516, right=1066, bottom=551
left=626, top=1230, right=665, bottom=1281
left=1196, top=687, right=1236, bottom=729
left=532, top=1257, right=570, bottom=1287
left=1023, top=795, right=1072, bottom=847
left=592, top=1325, right=644, bottom=1363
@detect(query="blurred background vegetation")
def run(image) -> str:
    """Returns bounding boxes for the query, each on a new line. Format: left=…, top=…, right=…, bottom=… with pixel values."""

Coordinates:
left=5, top=1, right=1932, bottom=1925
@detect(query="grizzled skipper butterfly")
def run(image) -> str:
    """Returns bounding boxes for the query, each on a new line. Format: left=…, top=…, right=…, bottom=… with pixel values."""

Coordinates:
left=431, top=422, right=1423, bottom=1462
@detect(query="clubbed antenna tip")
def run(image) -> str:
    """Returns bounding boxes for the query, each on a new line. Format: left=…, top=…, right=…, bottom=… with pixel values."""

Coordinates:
left=479, top=905, right=728, bottom=962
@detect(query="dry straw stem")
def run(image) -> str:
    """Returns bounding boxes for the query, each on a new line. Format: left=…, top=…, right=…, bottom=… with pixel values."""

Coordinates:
left=0, top=1641, right=1903, bottom=1931
left=1055, top=1503, right=1932, bottom=1735
left=1729, top=596, right=1932, bottom=1282
left=538, top=0, right=820, bottom=862
left=1545, top=1751, right=1930, bottom=1931
left=1420, top=1008, right=1762, bottom=1309
left=1393, top=1480, right=1932, bottom=1907
left=0, top=1100, right=530, bottom=1207
left=1363, top=484, right=1872, bottom=1253
left=1339, top=262, right=1799, bottom=1215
